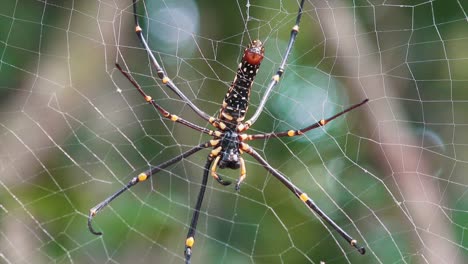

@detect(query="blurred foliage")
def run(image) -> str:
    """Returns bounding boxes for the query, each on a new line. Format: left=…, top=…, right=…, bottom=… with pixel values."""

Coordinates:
left=1, top=0, right=467, bottom=264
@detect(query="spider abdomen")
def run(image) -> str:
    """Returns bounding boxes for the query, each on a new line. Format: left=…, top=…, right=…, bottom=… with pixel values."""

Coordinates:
left=219, top=40, right=265, bottom=124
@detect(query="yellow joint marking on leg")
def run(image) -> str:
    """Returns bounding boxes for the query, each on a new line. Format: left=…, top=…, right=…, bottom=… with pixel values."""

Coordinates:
left=135, top=25, right=142, bottom=33
left=300, top=193, right=309, bottom=202
left=170, top=115, right=179, bottom=122
left=138, top=173, right=148, bottom=182
left=211, top=146, right=222, bottom=157
left=209, top=117, right=216, bottom=124
left=144, top=95, right=152, bottom=102
left=351, top=239, right=357, bottom=246
left=186, top=237, right=195, bottom=247
left=292, top=25, right=299, bottom=32
left=319, top=119, right=326, bottom=126
left=240, top=158, right=246, bottom=175
left=222, top=112, right=233, bottom=121
left=222, top=101, right=227, bottom=108
left=211, top=156, right=221, bottom=179
left=214, top=131, right=222, bottom=137
left=240, top=142, right=250, bottom=152
left=273, top=74, right=280, bottom=82
left=238, top=174, right=246, bottom=185
left=238, top=121, right=251, bottom=132
left=162, top=77, right=170, bottom=84
left=218, top=122, right=227, bottom=130
left=287, top=130, right=295, bottom=137
left=209, top=139, right=220, bottom=146
left=90, top=209, right=97, bottom=217
left=239, top=134, right=248, bottom=141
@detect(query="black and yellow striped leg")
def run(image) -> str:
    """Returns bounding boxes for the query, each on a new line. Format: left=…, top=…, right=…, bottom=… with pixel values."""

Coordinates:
left=210, top=155, right=232, bottom=186
left=132, top=0, right=212, bottom=122
left=184, top=157, right=213, bottom=264
left=242, top=143, right=366, bottom=255
left=235, top=157, right=247, bottom=191
left=88, top=142, right=210, bottom=236
left=244, top=99, right=369, bottom=140
left=116, top=63, right=219, bottom=137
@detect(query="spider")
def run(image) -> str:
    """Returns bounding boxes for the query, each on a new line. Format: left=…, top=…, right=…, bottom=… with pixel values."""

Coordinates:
left=88, top=0, right=368, bottom=262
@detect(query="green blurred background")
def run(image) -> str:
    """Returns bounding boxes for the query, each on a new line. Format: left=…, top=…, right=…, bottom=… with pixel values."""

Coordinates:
left=1, top=0, right=467, bottom=263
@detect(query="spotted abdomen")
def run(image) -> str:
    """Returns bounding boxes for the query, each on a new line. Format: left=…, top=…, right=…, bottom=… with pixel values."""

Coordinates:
left=219, top=40, right=265, bottom=123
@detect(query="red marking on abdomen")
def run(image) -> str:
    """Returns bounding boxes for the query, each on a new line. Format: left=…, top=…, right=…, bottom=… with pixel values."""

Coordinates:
left=244, top=50, right=264, bottom=65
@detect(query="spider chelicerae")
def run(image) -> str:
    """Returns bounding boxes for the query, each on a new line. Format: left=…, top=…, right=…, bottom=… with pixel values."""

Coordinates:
left=88, top=0, right=368, bottom=262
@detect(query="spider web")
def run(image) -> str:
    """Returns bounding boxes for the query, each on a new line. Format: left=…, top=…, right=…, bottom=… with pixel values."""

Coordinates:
left=1, top=0, right=467, bottom=263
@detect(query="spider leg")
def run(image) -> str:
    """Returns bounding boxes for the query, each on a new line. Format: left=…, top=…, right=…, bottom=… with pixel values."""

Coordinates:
left=241, top=0, right=306, bottom=131
left=131, top=0, right=212, bottom=122
left=184, top=157, right=213, bottom=264
left=244, top=99, right=368, bottom=140
left=210, top=154, right=232, bottom=186
left=241, top=142, right=366, bottom=255
left=116, top=63, right=221, bottom=137
left=235, top=157, right=247, bottom=191
left=88, top=141, right=212, bottom=235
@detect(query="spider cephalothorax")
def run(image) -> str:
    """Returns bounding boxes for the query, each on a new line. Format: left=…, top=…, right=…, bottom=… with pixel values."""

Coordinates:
left=88, top=1, right=367, bottom=263
left=218, top=130, right=241, bottom=170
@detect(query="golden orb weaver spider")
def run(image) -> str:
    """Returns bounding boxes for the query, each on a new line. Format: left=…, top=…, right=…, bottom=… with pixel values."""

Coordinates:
left=88, top=0, right=368, bottom=262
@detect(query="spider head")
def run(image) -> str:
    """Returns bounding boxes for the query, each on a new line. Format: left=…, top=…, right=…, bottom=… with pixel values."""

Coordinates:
left=243, top=40, right=265, bottom=65
left=219, top=130, right=241, bottom=169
